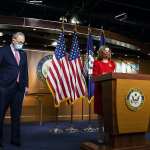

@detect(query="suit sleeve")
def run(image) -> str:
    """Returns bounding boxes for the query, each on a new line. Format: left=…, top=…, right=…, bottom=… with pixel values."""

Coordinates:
left=24, top=52, right=29, bottom=87
left=0, top=48, right=4, bottom=64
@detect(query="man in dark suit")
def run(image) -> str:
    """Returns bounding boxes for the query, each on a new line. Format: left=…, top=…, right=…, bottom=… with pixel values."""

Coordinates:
left=0, top=32, right=28, bottom=148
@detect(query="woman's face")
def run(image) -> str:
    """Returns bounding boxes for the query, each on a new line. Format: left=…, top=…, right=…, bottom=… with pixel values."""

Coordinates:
left=99, top=48, right=111, bottom=59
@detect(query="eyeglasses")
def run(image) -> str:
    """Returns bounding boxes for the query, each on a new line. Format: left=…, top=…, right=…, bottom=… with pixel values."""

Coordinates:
left=16, top=41, right=25, bottom=45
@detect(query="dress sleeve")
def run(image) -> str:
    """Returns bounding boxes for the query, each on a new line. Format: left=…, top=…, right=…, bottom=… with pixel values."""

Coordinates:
left=110, top=60, right=116, bottom=72
left=93, top=60, right=100, bottom=76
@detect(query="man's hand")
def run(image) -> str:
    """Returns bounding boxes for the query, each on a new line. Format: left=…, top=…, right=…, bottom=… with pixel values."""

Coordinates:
left=25, top=87, right=29, bottom=95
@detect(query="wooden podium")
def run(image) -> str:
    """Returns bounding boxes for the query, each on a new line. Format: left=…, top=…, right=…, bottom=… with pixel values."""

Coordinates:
left=81, top=73, right=150, bottom=150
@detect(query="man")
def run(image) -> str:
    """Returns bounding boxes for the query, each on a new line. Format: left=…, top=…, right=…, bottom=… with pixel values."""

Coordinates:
left=93, top=45, right=115, bottom=144
left=0, top=32, right=28, bottom=148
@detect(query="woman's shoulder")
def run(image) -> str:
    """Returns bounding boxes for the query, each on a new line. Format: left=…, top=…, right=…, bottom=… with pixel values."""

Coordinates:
left=109, top=60, right=116, bottom=69
left=94, top=59, right=101, bottom=65
left=110, top=60, right=115, bottom=65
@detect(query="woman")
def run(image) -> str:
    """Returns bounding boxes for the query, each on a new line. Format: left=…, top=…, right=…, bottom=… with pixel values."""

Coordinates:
left=93, top=45, right=115, bottom=143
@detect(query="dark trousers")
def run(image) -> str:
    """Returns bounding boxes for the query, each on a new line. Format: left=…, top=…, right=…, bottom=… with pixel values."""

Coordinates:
left=0, top=83, right=24, bottom=144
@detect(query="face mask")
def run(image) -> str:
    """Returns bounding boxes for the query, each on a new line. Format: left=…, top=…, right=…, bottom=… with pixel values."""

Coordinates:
left=14, top=43, right=23, bottom=50
left=102, top=50, right=111, bottom=58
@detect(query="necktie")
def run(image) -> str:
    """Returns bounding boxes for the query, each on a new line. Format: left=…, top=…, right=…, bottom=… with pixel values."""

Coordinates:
left=15, top=50, right=20, bottom=65
left=15, top=50, right=20, bottom=82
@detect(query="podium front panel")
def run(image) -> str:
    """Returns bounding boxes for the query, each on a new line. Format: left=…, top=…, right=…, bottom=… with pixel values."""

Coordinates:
left=116, top=79, right=150, bottom=134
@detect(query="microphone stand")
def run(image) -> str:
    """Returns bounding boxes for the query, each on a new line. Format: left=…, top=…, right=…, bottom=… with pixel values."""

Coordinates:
left=83, top=75, right=97, bottom=133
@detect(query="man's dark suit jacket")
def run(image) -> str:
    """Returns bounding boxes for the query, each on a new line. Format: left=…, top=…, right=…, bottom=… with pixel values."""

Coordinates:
left=0, top=45, right=28, bottom=90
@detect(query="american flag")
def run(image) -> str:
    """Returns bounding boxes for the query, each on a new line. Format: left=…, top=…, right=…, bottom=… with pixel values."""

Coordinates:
left=68, top=32, right=86, bottom=102
left=46, top=32, right=72, bottom=107
left=84, top=33, right=95, bottom=103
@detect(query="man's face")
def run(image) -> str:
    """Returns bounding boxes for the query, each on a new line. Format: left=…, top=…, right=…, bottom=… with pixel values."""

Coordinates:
left=12, top=35, right=25, bottom=50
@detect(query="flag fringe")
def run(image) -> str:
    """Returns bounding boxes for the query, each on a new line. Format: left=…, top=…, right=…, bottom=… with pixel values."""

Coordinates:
left=88, top=96, right=94, bottom=104
left=54, top=97, right=70, bottom=108
left=46, top=79, right=55, bottom=97
left=46, top=79, right=70, bottom=108
left=68, top=96, right=86, bottom=105
left=46, top=78, right=86, bottom=107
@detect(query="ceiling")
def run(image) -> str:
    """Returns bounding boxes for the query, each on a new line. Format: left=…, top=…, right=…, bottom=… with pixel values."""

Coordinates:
left=0, top=0, right=150, bottom=58
left=0, top=0, right=149, bottom=42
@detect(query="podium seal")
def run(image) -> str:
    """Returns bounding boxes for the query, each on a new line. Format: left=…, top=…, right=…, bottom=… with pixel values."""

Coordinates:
left=37, top=55, right=53, bottom=81
left=126, top=88, right=144, bottom=111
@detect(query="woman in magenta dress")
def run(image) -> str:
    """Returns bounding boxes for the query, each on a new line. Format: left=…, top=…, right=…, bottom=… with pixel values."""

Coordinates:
left=93, top=45, right=115, bottom=115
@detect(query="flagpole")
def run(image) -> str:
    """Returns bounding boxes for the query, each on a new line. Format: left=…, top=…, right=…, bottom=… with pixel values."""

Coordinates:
left=65, top=24, right=79, bottom=133
left=49, top=101, right=64, bottom=134
left=82, top=98, right=84, bottom=120
left=83, top=26, right=97, bottom=133
left=82, top=53, right=86, bottom=121
left=49, top=20, right=66, bottom=134
left=55, top=107, right=59, bottom=126
left=81, top=46, right=87, bottom=121
left=65, top=103, right=79, bottom=133
left=88, top=102, right=92, bottom=124
left=71, top=104, right=73, bottom=124
left=87, top=25, right=93, bottom=128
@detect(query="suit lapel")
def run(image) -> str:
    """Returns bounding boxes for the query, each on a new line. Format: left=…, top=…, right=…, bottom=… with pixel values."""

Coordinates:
left=8, top=45, right=25, bottom=66
left=8, top=45, right=18, bottom=66
left=18, top=51, right=23, bottom=66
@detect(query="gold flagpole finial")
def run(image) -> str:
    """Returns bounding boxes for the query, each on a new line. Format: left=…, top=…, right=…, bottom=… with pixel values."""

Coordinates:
left=100, top=26, right=104, bottom=34
left=61, top=17, right=65, bottom=32
left=74, top=23, right=77, bottom=32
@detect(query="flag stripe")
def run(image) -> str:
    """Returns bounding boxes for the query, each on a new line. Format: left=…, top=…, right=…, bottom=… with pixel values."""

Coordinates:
left=69, top=60, right=76, bottom=99
left=68, top=32, right=86, bottom=102
left=76, top=58, right=86, bottom=95
left=61, top=57, right=72, bottom=98
left=75, top=60, right=84, bottom=97
left=49, top=64, right=63, bottom=100
left=47, top=69, right=61, bottom=101
left=51, top=57, right=66, bottom=99
left=45, top=31, right=87, bottom=106
left=53, top=56, right=68, bottom=98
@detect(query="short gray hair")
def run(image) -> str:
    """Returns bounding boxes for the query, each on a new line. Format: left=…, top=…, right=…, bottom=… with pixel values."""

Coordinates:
left=12, top=32, right=25, bottom=39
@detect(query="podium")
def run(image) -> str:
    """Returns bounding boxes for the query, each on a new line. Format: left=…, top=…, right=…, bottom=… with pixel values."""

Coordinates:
left=81, top=73, right=150, bottom=150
